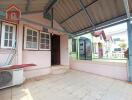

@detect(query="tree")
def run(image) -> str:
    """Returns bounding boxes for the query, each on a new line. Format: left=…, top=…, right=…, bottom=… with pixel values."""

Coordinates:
left=119, top=42, right=127, bottom=50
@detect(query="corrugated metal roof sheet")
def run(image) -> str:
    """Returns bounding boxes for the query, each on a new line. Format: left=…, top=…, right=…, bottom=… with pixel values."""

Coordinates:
left=0, top=0, right=132, bottom=35
left=54, top=0, right=128, bottom=34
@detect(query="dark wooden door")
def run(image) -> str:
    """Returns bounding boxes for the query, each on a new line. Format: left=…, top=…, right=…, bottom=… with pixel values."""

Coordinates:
left=51, top=34, right=60, bottom=65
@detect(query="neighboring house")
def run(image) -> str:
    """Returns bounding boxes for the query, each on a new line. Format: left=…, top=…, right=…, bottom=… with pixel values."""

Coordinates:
left=69, top=29, right=128, bottom=60
left=108, top=29, right=128, bottom=59
left=69, top=33, right=92, bottom=60
left=93, top=29, right=128, bottom=59
left=0, top=5, right=69, bottom=79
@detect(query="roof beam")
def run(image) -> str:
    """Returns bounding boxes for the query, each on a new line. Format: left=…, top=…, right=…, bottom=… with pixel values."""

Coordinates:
left=123, top=0, right=131, bottom=19
left=44, top=0, right=58, bottom=15
left=60, top=0, right=98, bottom=24
left=72, top=13, right=132, bottom=36
left=22, top=10, right=43, bottom=15
left=78, top=0, right=95, bottom=28
left=25, top=0, right=32, bottom=12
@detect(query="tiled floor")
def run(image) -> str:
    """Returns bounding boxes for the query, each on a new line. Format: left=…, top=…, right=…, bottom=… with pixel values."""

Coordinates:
left=0, top=70, right=132, bottom=100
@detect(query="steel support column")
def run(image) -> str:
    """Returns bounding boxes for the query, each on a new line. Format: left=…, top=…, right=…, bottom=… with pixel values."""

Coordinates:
left=44, top=0, right=58, bottom=15
left=123, top=0, right=132, bottom=82
left=51, top=8, right=54, bottom=28
left=127, top=20, right=132, bottom=82
left=25, top=0, right=32, bottom=12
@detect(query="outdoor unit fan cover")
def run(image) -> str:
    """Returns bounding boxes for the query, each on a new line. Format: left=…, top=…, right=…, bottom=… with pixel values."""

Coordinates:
left=0, top=71, right=12, bottom=87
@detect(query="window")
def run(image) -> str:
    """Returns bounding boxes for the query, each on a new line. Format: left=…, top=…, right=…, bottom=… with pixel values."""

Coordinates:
left=39, top=32, right=50, bottom=50
left=1, top=22, right=16, bottom=48
left=113, top=38, right=120, bottom=41
left=24, top=27, right=39, bottom=50
left=72, top=39, right=76, bottom=52
left=114, top=48, right=121, bottom=52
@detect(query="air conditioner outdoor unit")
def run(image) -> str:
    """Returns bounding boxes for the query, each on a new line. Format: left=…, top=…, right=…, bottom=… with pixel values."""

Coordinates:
left=0, top=68, right=25, bottom=89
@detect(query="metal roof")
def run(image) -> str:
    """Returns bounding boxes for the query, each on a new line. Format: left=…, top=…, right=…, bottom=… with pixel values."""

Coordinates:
left=0, top=0, right=132, bottom=36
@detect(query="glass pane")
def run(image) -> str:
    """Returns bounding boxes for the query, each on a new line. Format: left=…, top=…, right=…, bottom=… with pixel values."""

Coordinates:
left=46, top=39, right=49, bottom=44
left=5, top=32, right=8, bottom=39
left=40, top=44, right=45, bottom=49
left=32, top=42, right=37, bottom=48
left=27, top=29, right=32, bottom=36
left=10, top=26, right=13, bottom=32
left=41, top=34, right=45, bottom=38
left=46, top=45, right=49, bottom=49
left=72, top=39, right=76, bottom=52
left=26, top=41, right=32, bottom=48
left=9, top=40, right=12, bottom=47
left=4, top=40, right=8, bottom=46
left=27, top=36, right=32, bottom=41
left=9, top=33, right=13, bottom=39
left=33, top=31, right=37, bottom=36
left=33, top=37, right=37, bottom=42
left=41, top=39, right=45, bottom=43
left=46, top=34, right=49, bottom=39
left=5, top=25, right=9, bottom=31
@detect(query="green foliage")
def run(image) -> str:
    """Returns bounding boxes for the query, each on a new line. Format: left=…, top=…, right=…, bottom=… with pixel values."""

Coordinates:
left=119, top=42, right=127, bottom=49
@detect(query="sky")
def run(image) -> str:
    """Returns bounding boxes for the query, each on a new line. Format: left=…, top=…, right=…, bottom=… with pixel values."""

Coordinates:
left=104, top=22, right=127, bottom=35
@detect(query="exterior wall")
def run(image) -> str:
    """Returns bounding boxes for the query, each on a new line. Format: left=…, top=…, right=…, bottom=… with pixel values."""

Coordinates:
left=0, top=49, right=17, bottom=66
left=0, top=20, right=18, bottom=66
left=22, top=13, right=64, bottom=35
left=0, top=13, right=69, bottom=79
left=22, top=51, right=51, bottom=79
left=19, top=14, right=50, bottom=78
left=60, top=34, right=69, bottom=65
left=20, top=13, right=67, bottom=78
left=70, top=59, right=128, bottom=81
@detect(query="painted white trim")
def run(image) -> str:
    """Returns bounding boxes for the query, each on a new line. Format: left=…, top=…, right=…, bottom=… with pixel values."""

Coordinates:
left=39, top=32, right=51, bottom=50
left=24, top=26, right=39, bottom=50
left=1, top=22, right=16, bottom=48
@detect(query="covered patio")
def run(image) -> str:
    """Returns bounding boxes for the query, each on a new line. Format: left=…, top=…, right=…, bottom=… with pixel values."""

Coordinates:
left=0, top=0, right=132, bottom=100
left=1, top=70, right=132, bottom=100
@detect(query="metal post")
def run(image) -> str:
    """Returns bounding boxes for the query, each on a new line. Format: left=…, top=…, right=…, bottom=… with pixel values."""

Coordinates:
left=51, top=8, right=54, bottom=28
left=127, top=19, right=132, bottom=82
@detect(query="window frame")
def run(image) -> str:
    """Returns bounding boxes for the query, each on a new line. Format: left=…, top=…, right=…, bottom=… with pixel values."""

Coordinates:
left=24, top=26, right=39, bottom=50
left=1, top=22, right=16, bottom=49
left=72, top=38, right=77, bottom=52
left=39, top=32, right=51, bottom=50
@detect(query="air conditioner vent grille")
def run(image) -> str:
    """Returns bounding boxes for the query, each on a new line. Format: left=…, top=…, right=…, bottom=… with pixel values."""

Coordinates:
left=0, top=71, right=12, bottom=87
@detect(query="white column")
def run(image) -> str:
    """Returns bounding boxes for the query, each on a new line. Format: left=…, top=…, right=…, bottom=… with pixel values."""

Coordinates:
left=17, top=21, right=23, bottom=64
left=60, top=34, right=69, bottom=65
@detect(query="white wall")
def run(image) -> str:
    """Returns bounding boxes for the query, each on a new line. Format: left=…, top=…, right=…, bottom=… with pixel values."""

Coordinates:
left=22, top=13, right=64, bottom=35
left=0, top=49, right=17, bottom=66
left=60, top=34, right=69, bottom=65
left=22, top=51, right=51, bottom=79
left=70, top=59, right=128, bottom=81
left=19, top=14, right=51, bottom=78
left=0, top=12, right=69, bottom=79
left=20, top=13, right=68, bottom=78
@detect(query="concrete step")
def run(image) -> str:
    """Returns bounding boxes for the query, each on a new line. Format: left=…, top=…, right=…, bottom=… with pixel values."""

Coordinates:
left=51, top=65, right=69, bottom=75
